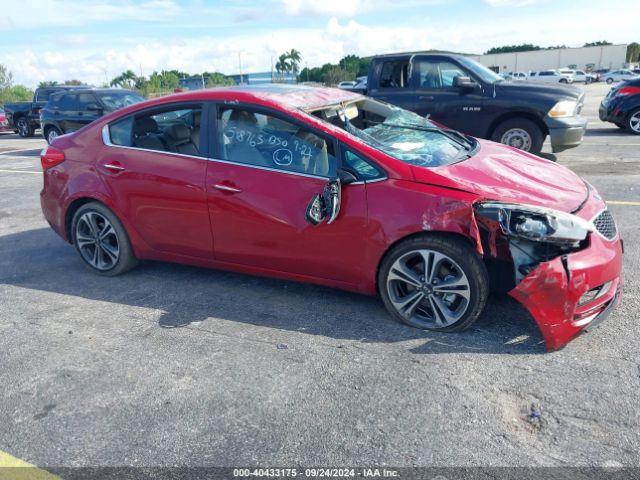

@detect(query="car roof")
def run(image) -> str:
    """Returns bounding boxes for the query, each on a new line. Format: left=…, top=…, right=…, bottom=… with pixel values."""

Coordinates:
left=49, top=88, right=138, bottom=99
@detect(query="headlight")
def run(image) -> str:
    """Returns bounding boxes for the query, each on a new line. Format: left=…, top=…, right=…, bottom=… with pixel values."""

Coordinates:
left=475, top=202, right=592, bottom=245
left=548, top=100, right=578, bottom=118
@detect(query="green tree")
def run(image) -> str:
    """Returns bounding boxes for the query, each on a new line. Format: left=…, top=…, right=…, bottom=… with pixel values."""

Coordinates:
left=63, top=79, right=83, bottom=86
left=205, top=72, right=234, bottom=87
left=322, top=67, right=352, bottom=86
left=0, top=64, right=13, bottom=90
left=485, top=44, right=541, bottom=54
left=0, top=85, right=34, bottom=104
left=584, top=40, right=612, bottom=47
left=110, top=70, right=138, bottom=89
left=38, top=80, right=59, bottom=88
left=627, top=42, right=640, bottom=63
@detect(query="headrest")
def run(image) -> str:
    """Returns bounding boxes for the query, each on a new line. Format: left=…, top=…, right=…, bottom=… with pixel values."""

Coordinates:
left=164, top=123, right=191, bottom=141
left=193, top=110, right=202, bottom=126
left=229, top=109, right=257, bottom=125
left=134, top=117, right=159, bottom=136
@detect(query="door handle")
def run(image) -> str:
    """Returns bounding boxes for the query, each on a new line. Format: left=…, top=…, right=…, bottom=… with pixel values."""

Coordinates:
left=103, top=162, right=125, bottom=172
left=378, top=96, right=388, bottom=100
left=419, top=95, right=434, bottom=100
left=213, top=183, right=242, bottom=193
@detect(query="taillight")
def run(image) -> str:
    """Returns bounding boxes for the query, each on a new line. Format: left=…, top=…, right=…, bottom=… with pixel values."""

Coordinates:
left=617, top=86, right=640, bottom=96
left=40, top=146, right=65, bottom=170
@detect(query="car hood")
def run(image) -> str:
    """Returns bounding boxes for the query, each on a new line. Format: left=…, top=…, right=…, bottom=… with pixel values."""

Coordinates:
left=413, top=140, right=588, bottom=213
left=494, top=81, right=583, bottom=101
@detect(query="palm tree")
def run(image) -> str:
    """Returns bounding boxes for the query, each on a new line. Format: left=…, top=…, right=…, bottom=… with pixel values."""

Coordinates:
left=110, top=70, right=137, bottom=89
left=287, top=49, right=301, bottom=75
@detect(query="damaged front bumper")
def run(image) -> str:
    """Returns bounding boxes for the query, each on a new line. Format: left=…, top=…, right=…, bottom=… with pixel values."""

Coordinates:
left=474, top=197, right=623, bottom=351
left=509, top=231, right=623, bottom=350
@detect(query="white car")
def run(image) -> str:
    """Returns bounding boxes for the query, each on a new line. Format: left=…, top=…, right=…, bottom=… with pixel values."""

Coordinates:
left=506, top=71, right=527, bottom=81
left=530, top=70, right=572, bottom=84
left=337, top=81, right=357, bottom=89
left=559, top=69, right=597, bottom=83
left=604, top=69, right=640, bottom=84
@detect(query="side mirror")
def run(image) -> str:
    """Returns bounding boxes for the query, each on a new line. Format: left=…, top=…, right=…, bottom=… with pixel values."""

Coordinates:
left=305, top=179, right=341, bottom=226
left=338, top=168, right=358, bottom=185
left=453, top=76, right=477, bottom=91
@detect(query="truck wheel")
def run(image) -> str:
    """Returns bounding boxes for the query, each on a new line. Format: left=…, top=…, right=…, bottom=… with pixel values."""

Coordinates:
left=16, top=117, right=34, bottom=138
left=559, top=78, right=568, bottom=84
left=45, top=126, right=62, bottom=144
left=626, top=108, right=640, bottom=135
left=378, top=234, right=489, bottom=332
left=492, top=118, right=544, bottom=153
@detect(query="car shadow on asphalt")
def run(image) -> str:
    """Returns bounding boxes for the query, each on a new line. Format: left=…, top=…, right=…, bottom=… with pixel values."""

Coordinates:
left=0, top=228, right=547, bottom=355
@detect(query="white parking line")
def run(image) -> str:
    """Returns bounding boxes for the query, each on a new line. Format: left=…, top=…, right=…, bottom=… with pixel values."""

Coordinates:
left=0, top=169, right=40, bottom=174
left=0, top=148, right=42, bottom=155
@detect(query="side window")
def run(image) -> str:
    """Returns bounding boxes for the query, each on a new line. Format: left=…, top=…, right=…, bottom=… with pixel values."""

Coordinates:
left=77, top=93, right=97, bottom=111
left=218, top=107, right=336, bottom=177
left=417, top=60, right=466, bottom=89
left=109, top=117, right=133, bottom=146
left=379, top=60, right=410, bottom=89
left=342, top=148, right=385, bottom=181
left=57, top=94, right=78, bottom=111
left=106, top=105, right=203, bottom=156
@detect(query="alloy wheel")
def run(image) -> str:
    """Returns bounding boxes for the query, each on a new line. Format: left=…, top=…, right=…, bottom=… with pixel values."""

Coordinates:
left=47, top=129, right=59, bottom=144
left=386, top=249, right=471, bottom=329
left=75, top=211, right=120, bottom=271
left=17, top=118, right=28, bottom=137
left=629, top=111, right=640, bottom=133
left=500, top=128, right=532, bottom=151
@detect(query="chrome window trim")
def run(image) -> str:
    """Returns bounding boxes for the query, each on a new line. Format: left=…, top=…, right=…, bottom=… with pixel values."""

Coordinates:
left=102, top=124, right=389, bottom=183
left=589, top=207, right=618, bottom=242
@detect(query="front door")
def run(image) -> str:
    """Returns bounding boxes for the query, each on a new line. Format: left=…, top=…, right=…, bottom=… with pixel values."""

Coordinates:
left=205, top=105, right=369, bottom=285
left=97, top=103, right=213, bottom=258
left=411, top=56, right=486, bottom=136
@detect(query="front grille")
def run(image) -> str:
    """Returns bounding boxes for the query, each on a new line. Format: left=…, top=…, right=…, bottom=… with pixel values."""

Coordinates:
left=593, top=209, right=617, bottom=240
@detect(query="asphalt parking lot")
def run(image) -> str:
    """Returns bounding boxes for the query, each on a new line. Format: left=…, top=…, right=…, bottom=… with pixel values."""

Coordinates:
left=1, top=82, right=639, bottom=471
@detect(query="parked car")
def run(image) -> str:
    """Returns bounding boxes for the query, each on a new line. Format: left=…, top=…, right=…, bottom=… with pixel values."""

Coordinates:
left=337, top=81, right=357, bottom=89
left=530, top=70, right=573, bottom=84
left=4, top=85, right=88, bottom=138
left=559, top=69, right=595, bottom=84
left=339, top=76, right=367, bottom=93
left=507, top=71, right=527, bottom=81
left=363, top=53, right=586, bottom=153
left=40, top=88, right=145, bottom=144
left=0, top=107, right=16, bottom=133
left=39, top=85, right=622, bottom=351
left=599, top=77, right=640, bottom=134
left=604, top=69, right=640, bottom=84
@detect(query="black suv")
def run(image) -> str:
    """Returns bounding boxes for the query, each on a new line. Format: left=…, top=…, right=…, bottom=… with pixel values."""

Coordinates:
left=40, top=88, right=145, bottom=144
left=363, top=53, right=587, bottom=154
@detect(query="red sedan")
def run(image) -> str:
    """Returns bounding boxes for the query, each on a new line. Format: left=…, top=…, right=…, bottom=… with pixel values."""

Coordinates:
left=39, top=85, right=622, bottom=350
left=0, top=108, right=15, bottom=133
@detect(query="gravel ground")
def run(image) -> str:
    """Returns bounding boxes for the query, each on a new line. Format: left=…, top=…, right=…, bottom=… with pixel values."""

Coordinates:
left=0, top=82, right=639, bottom=470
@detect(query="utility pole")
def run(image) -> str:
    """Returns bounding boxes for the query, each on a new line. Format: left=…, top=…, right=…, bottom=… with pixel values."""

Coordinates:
left=238, top=52, right=243, bottom=85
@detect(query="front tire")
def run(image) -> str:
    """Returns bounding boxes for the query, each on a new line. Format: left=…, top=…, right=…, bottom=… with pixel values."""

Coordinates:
left=606, top=78, right=613, bottom=84
left=378, top=235, right=489, bottom=332
left=627, top=108, right=640, bottom=135
left=71, top=202, right=138, bottom=276
left=16, top=117, right=34, bottom=138
left=491, top=117, right=544, bottom=153
left=559, top=78, right=568, bottom=84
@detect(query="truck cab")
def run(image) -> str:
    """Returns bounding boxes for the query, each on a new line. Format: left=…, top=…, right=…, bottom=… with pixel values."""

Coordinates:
left=365, top=53, right=587, bottom=154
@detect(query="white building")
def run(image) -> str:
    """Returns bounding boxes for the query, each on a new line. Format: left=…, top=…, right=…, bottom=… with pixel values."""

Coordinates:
left=468, top=44, right=628, bottom=73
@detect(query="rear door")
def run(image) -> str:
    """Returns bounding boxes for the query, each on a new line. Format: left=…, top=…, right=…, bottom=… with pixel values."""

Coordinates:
left=205, top=104, right=369, bottom=285
left=97, top=102, right=213, bottom=258
left=367, top=57, right=418, bottom=111
left=410, top=55, right=486, bottom=135
left=55, top=93, right=79, bottom=133
left=75, top=92, right=102, bottom=129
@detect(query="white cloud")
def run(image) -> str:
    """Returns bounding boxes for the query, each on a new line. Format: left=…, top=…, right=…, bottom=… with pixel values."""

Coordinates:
left=281, top=0, right=362, bottom=17
left=483, top=0, right=546, bottom=5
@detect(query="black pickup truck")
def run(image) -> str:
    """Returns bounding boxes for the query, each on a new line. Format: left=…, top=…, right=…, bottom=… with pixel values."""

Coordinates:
left=4, top=86, right=87, bottom=138
left=359, top=53, right=587, bottom=154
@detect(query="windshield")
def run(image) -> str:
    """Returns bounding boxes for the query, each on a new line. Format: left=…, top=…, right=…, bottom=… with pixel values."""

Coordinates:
left=312, top=99, right=476, bottom=168
left=457, top=56, right=503, bottom=84
left=97, top=91, right=145, bottom=110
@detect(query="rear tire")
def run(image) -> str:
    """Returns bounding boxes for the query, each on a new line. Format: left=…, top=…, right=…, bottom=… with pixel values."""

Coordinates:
left=71, top=202, right=138, bottom=276
left=16, top=117, right=34, bottom=138
left=626, top=108, right=640, bottom=135
left=45, top=126, right=62, bottom=144
left=559, top=78, right=568, bottom=84
left=606, top=78, right=613, bottom=84
left=378, top=235, right=489, bottom=332
left=491, top=117, right=544, bottom=153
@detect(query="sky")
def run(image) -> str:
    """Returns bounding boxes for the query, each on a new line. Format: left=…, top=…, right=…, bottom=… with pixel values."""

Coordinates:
left=0, top=0, right=637, bottom=88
